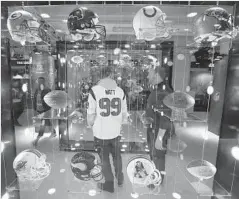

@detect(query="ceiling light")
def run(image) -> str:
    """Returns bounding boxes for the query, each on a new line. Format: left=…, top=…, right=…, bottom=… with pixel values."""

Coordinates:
left=41, top=13, right=50, bottom=18
left=122, top=144, right=127, bottom=148
left=184, top=29, right=189, bottom=31
left=48, top=188, right=56, bottom=195
left=187, top=12, right=197, bottom=18
left=172, top=192, right=181, bottom=199
left=56, top=29, right=62, bottom=32
left=62, top=19, right=67, bottom=23
left=231, top=146, right=239, bottom=160
left=98, top=44, right=104, bottom=48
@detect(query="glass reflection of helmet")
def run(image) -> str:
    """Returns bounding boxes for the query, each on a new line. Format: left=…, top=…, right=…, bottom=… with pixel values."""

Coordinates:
left=7, top=10, right=42, bottom=45
left=67, top=7, right=106, bottom=41
left=194, top=7, right=237, bottom=46
left=71, top=151, right=103, bottom=181
left=133, top=6, right=170, bottom=41
left=13, top=149, right=51, bottom=181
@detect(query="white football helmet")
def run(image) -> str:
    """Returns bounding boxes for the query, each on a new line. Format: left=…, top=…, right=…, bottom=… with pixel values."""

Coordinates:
left=127, top=156, right=162, bottom=187
left=133, top=6, right=171, bottom=41
left=7, top=10, right=42, bottom=45
left=13, top=149, right=51, bottom=181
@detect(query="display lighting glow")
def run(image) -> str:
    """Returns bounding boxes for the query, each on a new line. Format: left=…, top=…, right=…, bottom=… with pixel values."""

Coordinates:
left=187, top=12, right=197, bottom=18
left=150, top=44, right=156, bottom=48
left=113, top=48, right=121, bottom=55
left=207, top=86, right=214, bottom=95
left=2, top=192, right=9, bottom=199
left=122, top=144, right=127, bottom=148
left=113, top=60, right=119, bottom=65
left=164, top=57, right=168, bottom=64
left=71, top=148, right=76, bottom=151
left=75, top=143, right=80, bottom=147
left=48, top=188, right=56, bottom=195
left=60, top=169, right=66, bottom=173
left=186, top=86, right=191, bottom=92
left=1, top=142, right=5, bottom=153
left=125, top=44, right=130, bottom=48
left=117, top=76, right=122, bottom=81
left=131, top=192, right=139, bottom=198
left=41, top=13, right=50, bottom=18
left=62, top=19, right=67, bottom=23
left=145, top=149, right=150, bottom=152
left=98, top=44, right=104, bottom=48
left=202, top=131, right=209, bottom=140
left=22, top=83, right=28, bottom=92
left=172, top=192, right=181, bottom=199
left=231, top=146, right=239, bottom=160
left=88, top=189, right=97, bottom=196
left=60, top=57, right=66, bottom=64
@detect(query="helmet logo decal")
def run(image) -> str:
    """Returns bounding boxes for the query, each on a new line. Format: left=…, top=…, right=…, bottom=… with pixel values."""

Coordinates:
left=143, top=7, right=157, bottom=18
left=10, top=12, right=22, bottom=20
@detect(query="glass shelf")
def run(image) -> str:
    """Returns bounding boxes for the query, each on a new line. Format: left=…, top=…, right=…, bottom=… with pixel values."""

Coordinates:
left=6, top=178, right=44, bottom=192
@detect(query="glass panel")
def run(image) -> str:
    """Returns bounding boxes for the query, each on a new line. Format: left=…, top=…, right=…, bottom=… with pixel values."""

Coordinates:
left=2, top=3, right=237, bottom=199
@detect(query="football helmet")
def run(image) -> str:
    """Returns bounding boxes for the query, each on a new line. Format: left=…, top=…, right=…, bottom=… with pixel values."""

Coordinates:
left=127, top=156, right=162, bottom=187
left=194, top=7, right=238, bottom=46
left=71, top=151, right=103, bottom=181
left=7, top=10, right=42, bottom=45
left=133, top=6, right=175, bottom=41
left=67, top=7, right=106, bottom=41
left=13, top=149, right=51, bottom=181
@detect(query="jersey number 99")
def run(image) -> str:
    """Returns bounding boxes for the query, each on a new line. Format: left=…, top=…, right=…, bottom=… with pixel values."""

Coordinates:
left=99, top=98, right=121, bottom=117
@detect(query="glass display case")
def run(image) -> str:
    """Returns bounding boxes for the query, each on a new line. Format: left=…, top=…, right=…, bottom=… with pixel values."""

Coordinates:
left=1, top=2, right=239, bottom=199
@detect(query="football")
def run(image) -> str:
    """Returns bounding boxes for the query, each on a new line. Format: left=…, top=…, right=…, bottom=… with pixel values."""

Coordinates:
left=44, top=90, right=71, bottom=109
left=163, top=91, right=195, bottom=110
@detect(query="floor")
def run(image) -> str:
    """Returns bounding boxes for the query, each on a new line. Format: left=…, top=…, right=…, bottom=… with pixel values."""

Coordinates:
left=6, top=111, right=232, bottom=199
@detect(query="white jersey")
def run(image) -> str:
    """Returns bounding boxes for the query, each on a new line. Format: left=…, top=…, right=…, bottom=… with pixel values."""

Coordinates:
left=87, top=78, right=127, bottom=140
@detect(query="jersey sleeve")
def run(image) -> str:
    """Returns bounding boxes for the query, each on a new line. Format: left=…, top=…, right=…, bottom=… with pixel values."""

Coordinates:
left=87, top=89, right=97, bottom=115
left=122, top=90, right=127, bottom=114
